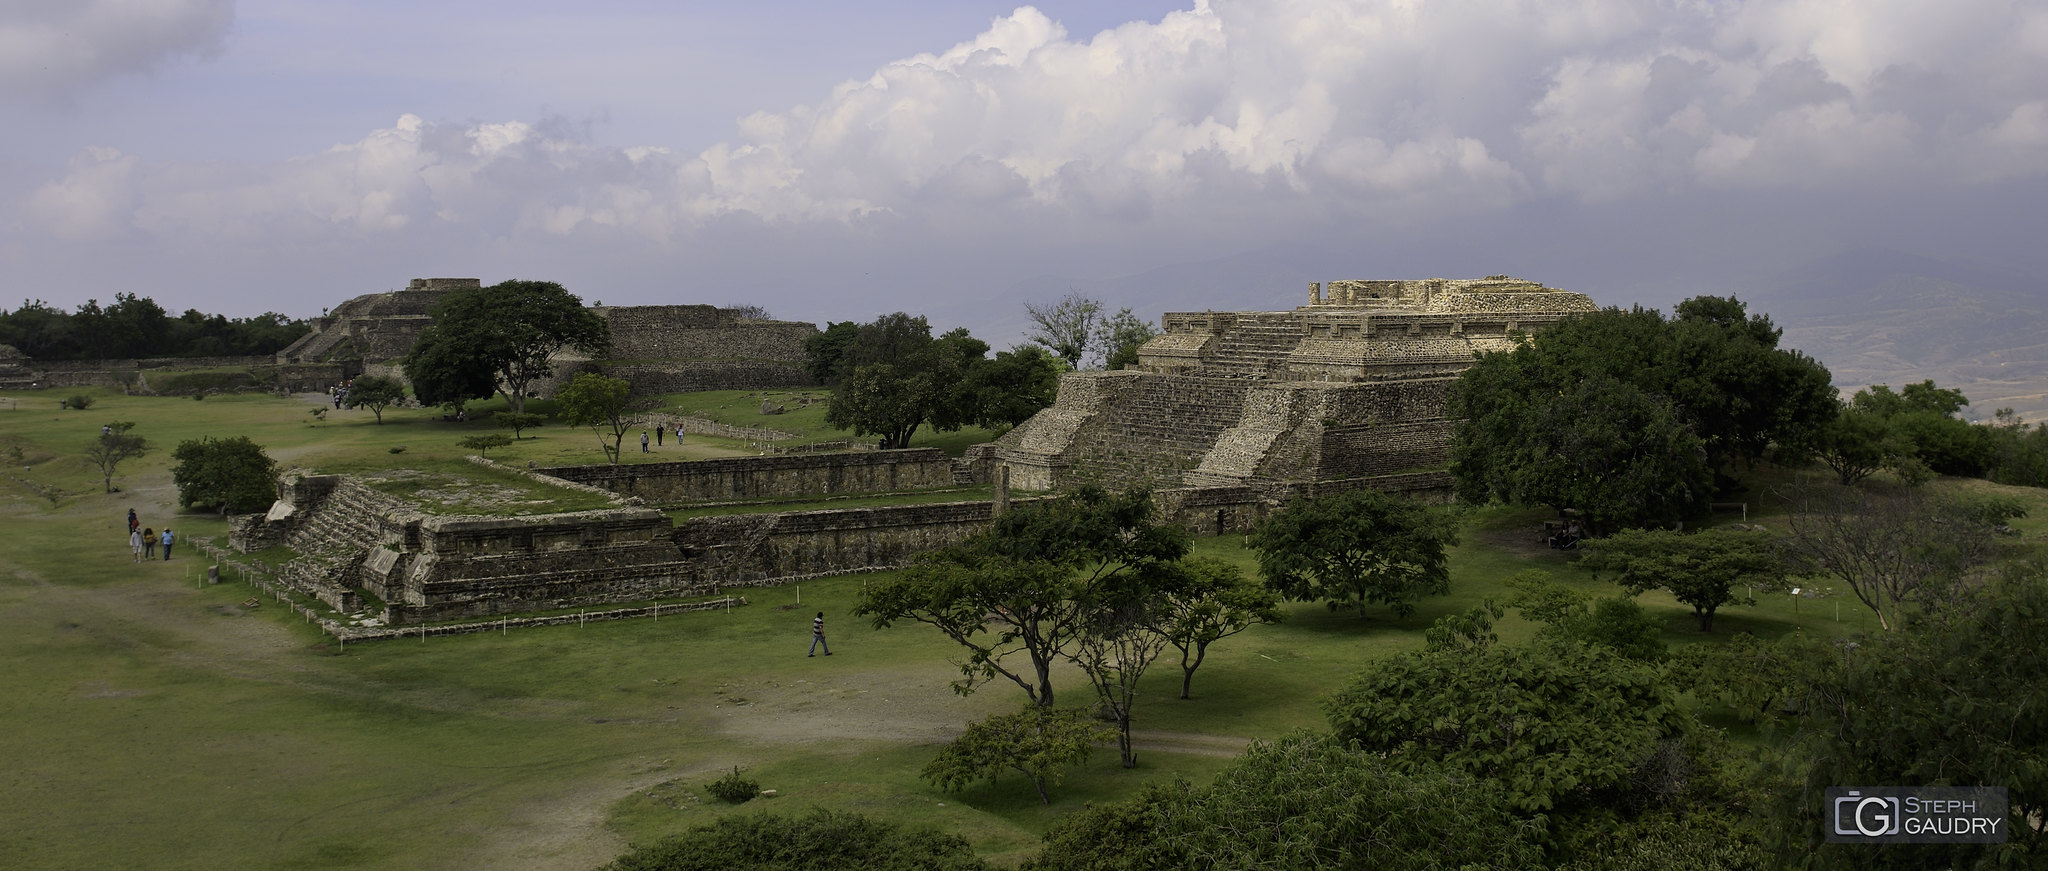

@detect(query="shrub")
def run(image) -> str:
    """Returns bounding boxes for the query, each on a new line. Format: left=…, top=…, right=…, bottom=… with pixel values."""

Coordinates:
left=388, top=446, right=406, bottom=454
left=603, top=809, right=989, bottom=871
left=704, top=766, right=758, bottom=804
left=64, top=394, right=94, bottom=410
left=458, top=434, right=514, bottom=456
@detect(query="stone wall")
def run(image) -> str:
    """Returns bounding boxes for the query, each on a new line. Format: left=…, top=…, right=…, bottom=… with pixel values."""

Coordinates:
left=542, top=449, right=956, bottom=503
left=674, top=499, right=1029, bottom=587
left=598, top=306, right=813, bottom=363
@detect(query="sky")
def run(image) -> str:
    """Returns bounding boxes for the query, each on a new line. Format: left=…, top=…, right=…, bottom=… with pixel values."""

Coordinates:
left=3, top=0, right=2045, bottom=342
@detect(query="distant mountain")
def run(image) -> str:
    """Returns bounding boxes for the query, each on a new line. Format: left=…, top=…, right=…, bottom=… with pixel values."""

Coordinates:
left=1757, top=250, right=2048, bottom=421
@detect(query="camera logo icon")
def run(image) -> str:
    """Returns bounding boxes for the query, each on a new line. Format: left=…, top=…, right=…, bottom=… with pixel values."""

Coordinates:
left=1834, top=790, right=1903, bottom=837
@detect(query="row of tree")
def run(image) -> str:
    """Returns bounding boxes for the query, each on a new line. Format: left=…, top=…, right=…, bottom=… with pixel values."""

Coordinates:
left=1, top=295, right=308, bottom=360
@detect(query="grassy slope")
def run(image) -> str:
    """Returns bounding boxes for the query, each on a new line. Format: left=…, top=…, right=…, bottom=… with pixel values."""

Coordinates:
left=5, top=387, right=2043, bottom=869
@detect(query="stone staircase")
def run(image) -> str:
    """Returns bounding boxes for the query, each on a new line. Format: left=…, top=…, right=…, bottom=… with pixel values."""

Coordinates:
left=1196, top=316, right=1308, bottom=378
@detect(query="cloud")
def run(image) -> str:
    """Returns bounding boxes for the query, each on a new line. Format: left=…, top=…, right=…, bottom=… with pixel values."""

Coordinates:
left=8, top=0, right=2046, bottom=280
left=0, top=0, right=234, bottom=103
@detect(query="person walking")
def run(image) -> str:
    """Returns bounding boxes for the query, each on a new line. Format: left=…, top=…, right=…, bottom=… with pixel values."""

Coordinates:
left=808, top=611, right=832, bottom=657
left=127, top=508, right=138, bottom=534
left=655, top=425, right=663, bottom=447
left=161, top=528, right=175, bottom=561
left=129, top=526, right=143, bottom=562
left=142, top=527, right=156, bottom=559
left=640, top=431, right=649, bottom=453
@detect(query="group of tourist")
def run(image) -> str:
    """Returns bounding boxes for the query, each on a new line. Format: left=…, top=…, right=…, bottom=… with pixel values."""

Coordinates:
left=125, top=508, right=174, bottom=562
left=328, top=381, right=350, bottom=409
left=639, top=423, right=686, bottom=452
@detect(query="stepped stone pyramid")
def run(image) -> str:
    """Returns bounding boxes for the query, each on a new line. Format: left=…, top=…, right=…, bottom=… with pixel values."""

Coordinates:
left=986, top=276, right=1597, bottom=494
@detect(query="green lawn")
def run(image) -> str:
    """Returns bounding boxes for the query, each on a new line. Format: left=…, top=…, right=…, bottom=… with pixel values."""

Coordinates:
left=3, top=386, right=2034, bottom=869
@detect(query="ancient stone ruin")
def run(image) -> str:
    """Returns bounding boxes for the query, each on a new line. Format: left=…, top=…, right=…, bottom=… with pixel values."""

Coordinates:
left=981, top=276, right=1596, bottom=494
left=230, top=275, right=1598, bottom=631
left=277, top=277, right=819, bottom=394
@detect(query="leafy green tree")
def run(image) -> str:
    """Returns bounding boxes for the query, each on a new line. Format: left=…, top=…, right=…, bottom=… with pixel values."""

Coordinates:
left=85, top=421, right=149, bottom=493
left=1507, top=571, right=1666, bottom=661
left=950, top=344, right=1063, bottom=430
left=1453, top=371, right=1714, bottom=533
left=823, top=316, right=986, bottom=448
left=341, top=375, right=406, bottom=424
left=1452, top=299, right=1833, bottom=528
left=495, top=411, right=545, bottom=440
left=1324, top=631, right=1691, bottom=812
left=922, top=706, right=1111, bottom=804
left=169, top=436, right=278, bottom=515
left=602, top=808, right=991, bottom=871
left=1024, top=292, right=1102, bottom=369
left=554, top=372, right=635, bottom=464
left=1149, top=556, right=1284, bottom=698
left=1810, top=404, right=1898, bottom=485
left=857, top=487, right=1188, bottom=707
left=1577, top=527, right=1785, bottom=633
left=1098, top=308, right=1157, bottom=371
left=1249, top=488, right=1460, bottom=619
left=402, top=280, right=609, bottom=414
left=1843, top=380, right=1993, bottom=479
left=1664, top=631, right=1822, bottom=724
left=801, top=320, right=862, bottom=385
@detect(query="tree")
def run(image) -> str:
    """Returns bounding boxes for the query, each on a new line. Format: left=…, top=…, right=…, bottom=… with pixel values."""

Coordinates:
left=1451, top=299, right=1834, bottom=527
left=1096, top=308, right=1158, bottom=371
left=85, top=421, right=149, bottom=493
left=1576, top=527, right=1785, bottom=633
left=341, top=375, right=406, bottom=424
left=950, top=344, right=1063, bottom=430
left=170, top=436, right=278, bottom=515
left=823, top=316, right=986, bottom=449
left=457, top=433, right=513, bottom=456
left=922, top=706, right=1111, bottom=804
left=1073, top=587, right=1170, bottom=767
left=1024, top=292, right=1102, bottom=369
left=1249, top=488, right=1460, bottom=619
left=1149, top=557, right=1284, bottom=698
left=1454, top=372, right=1714, bottom=533
left=495, top=412, right=545, bottom=440
left=1507, top=571, right=1666, bottom=661
left=1323, top=635, right=1690, bottom=812
left=602, top=809, right=991, bottom=871
left=554, top=372, right=635, bottom=465
left=402, top=280, right=609, bottom=414
left=1810, top=404, right=1898, bottom=485
left=1845, top=380, right=1992, bottom=478
left=1781, top=482, right=2022, bottom=631
left=801, top=320, right=862, bottom=385
left=856, top=487, right=1189, bottom=707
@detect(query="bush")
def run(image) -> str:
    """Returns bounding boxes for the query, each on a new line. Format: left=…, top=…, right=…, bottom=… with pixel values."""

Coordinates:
left=64, top=394, right=94, bottom=410
left=704, top=766, right=759, bottom=804
left=603, top=809, right=989, bottom=871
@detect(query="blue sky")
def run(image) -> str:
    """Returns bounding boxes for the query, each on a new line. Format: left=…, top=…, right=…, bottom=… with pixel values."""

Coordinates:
left=3, top=1, right=2045, bottom=341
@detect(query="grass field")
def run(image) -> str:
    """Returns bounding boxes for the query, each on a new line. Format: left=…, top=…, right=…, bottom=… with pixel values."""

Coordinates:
left=4, top=386, right=2041, bottom=870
